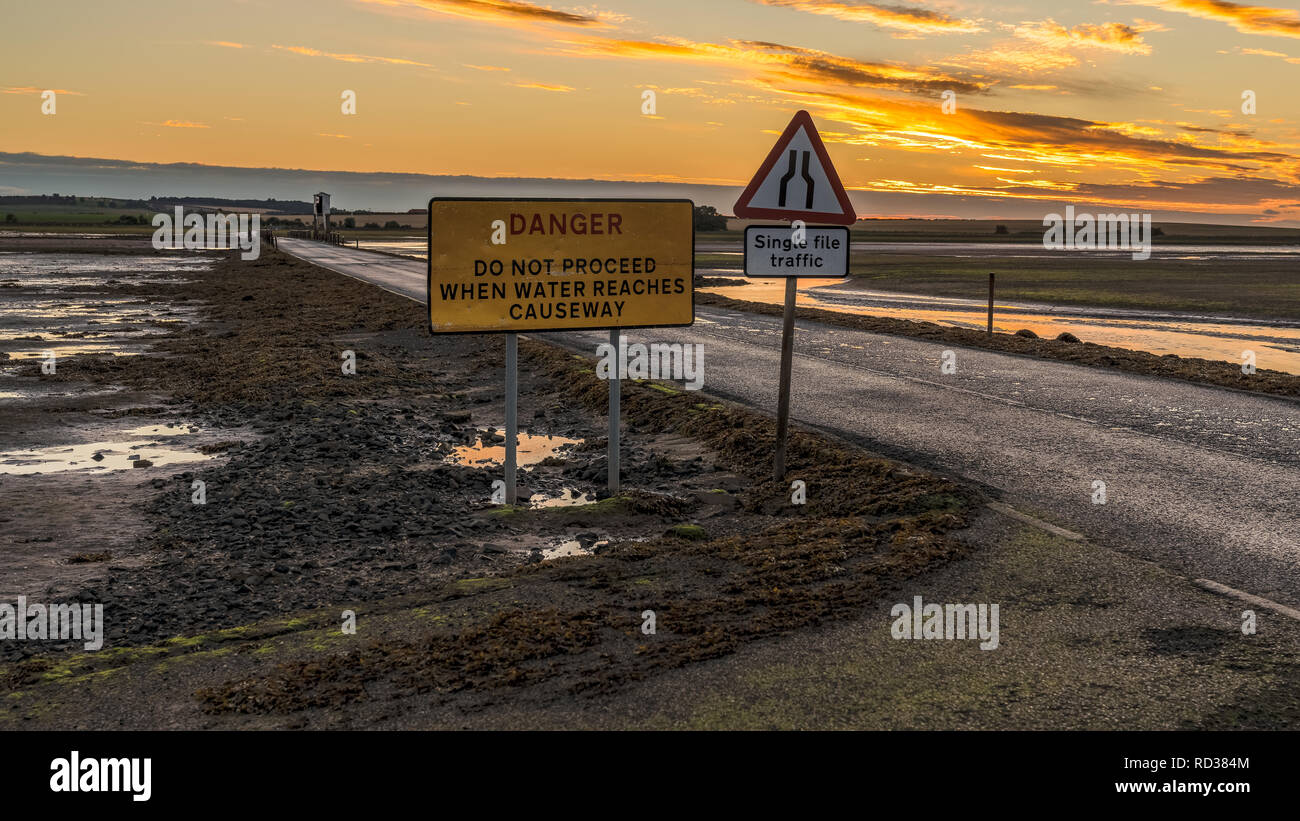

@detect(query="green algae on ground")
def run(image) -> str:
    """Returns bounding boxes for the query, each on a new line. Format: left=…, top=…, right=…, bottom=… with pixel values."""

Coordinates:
left=667, top=524, right=708, bottom=540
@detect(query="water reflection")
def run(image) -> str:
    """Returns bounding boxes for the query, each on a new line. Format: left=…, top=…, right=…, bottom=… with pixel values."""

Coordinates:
left=448, top=430, right=581, bottom=467
left=701, top=278, right=1300, bottom=375
left=0, top=423, right=214, bottom=475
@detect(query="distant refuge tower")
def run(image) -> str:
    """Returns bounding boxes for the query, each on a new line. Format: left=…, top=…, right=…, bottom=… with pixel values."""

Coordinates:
left=313, top=192, right=331, bottom=239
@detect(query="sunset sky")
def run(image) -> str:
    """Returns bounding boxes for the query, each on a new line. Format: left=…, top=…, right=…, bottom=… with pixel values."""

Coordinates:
left=3, top=0, right=1299, bottom=223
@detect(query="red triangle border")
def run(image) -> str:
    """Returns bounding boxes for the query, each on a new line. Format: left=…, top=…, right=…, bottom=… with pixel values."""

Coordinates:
left=732, top=110, right=857, bottom=225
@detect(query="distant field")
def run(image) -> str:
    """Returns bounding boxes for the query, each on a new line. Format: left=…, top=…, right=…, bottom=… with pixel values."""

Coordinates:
left=0, top=203, right=424, bottom=236
left=0, top=203, right=173, bottom=234
left=860, top=254, right=1300, bottom=320
left=723, top=219, right=1300, bottom=245
left=9, top=203, right=1297, bottom=245
left=7, top=205, right=1299, bottom=320
left=701, top=249, right=1300, bottom=321
left=0, top=222, right=155, bottom=235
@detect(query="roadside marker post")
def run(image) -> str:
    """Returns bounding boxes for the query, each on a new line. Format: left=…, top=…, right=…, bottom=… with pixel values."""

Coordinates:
left=504, top=332, right=518, bottom=505
left=608, top=328, right=620, bottom=496
left=426, top=198, right=694, bottom=505
left=988, top=273, right=995, bottom=335
left=734, top=111, right=855, bottom=481
left=773, top=279, right=797, bottom=480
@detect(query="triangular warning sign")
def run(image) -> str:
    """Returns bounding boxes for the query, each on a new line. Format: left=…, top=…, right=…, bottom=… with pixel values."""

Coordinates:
left=733, top=110, right=856, bottom=225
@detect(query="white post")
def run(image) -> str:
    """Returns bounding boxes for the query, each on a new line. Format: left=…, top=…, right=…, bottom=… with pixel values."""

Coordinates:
left=505, top=333, right=518, bottom=505
left=608, top=327, right=620, bottom=496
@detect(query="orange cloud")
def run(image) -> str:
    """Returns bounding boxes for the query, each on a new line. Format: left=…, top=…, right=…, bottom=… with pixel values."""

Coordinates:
left=1112, top=0, right=1300, bottom=39
left=755, top=83, right=1293, bottom=195
left=159, top=120, right=210, bottom=128
left=1239, top=46, right=1300, bottom=63
left=1, top=87, right=84, bottom=95
left=271, top=44, right=433, bottom=67
left=512, top=81, right=574, bottom=91
left=360, top=0, right=604, bottom=27
left=555, top=35, right=990, bottom=94
left=464, top=63, right=511, bottom=71
left=940, top=44, right=1080, bottom=73
left=747, top=0, right=984, bottom=35
left=206, top=41, right=247, bottom=48
left=1012, top=19, right=1157, bottom=54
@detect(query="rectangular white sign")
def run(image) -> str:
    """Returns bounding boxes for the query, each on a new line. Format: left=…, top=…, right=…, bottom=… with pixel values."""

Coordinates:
left=743, top=225, right=849, bottom=277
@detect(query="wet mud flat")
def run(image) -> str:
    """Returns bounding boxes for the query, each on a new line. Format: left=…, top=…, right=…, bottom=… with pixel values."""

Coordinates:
left=0, top=245, right=977, bottom=724
left=0, top=248, right=207, bottom=371
left=1, top=246, right=648, bottom=657
left=0, top=233, right=161, bottom=254
left=0, top=244, right=239, bottom=608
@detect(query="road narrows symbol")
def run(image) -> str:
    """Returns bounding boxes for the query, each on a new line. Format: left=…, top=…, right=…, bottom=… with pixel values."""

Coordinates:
left=777, top=150, right=817, bottom=209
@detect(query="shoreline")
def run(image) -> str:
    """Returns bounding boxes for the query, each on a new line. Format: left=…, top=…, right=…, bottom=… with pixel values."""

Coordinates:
left=695, top=290, right=1300, bottom=400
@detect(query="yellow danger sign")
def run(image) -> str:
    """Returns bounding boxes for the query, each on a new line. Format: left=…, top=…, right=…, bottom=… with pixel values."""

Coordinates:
left=427, top=198, right=694, bottom=333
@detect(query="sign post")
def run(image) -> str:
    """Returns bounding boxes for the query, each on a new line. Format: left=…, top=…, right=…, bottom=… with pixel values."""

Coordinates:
left=773, top=279, right=798, bottom=480
left=734, top=111, right=856, bottom=481
left=608, top=328, right=620, bottom=495
left=426, top=198, right=694, bottom=505
left=987, top=272, right=995, bottom=335
left=504, top=332, right=518, bottom=504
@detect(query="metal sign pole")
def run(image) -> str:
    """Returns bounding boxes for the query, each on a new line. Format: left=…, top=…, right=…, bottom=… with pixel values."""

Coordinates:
left=987, top=272, right=995, bottom=335
left=608, top=327, right=621, bottom=496
left=773, top=278, right=797, bottom=481
left=505, top=332, right=518, bottom=505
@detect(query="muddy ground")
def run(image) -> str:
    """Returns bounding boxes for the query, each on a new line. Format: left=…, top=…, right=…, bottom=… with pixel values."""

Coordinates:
left=3, top=239, right=1299, bottom=730
left=0, top=241, right=975, bottom=722
left=0, top=234, right=159, bottom=254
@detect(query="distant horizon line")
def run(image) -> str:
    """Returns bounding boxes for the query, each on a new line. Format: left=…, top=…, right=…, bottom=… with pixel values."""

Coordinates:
left=0, top=149, right=750, bottom=187
left=3, top=149, right=1295, bottom=230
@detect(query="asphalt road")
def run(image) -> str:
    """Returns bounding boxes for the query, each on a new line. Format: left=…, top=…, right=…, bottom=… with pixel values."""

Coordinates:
left=278, top=237, right=1300, bottom=608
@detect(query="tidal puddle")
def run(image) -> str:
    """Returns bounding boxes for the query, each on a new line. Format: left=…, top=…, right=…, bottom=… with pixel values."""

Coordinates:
left=354, top=239, right=426, bottom=259
left=124, top=423, right=199, bottom=437
left=539, top=535, right=609, bottom=560
left=0, top=253, right=209, bottom=363
left=702, top=278, right=1300, bottom=375
left=5, top=342, right=154, bottom=359
left=448, top=431, right=581, bottom=468
left=0, top=253, right=211, bottom=276
left=528, top=488, right=595, bottom=508
left=0, top=423, right=215, bottom=475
